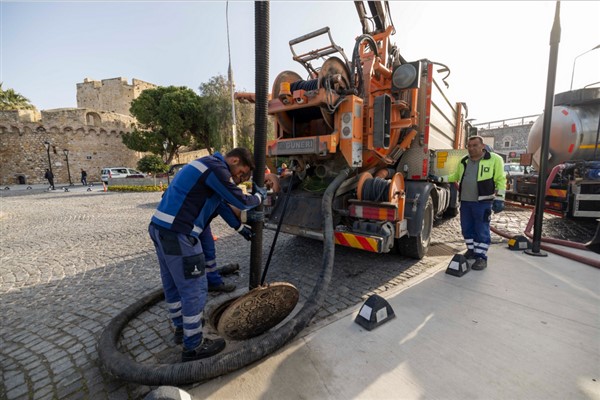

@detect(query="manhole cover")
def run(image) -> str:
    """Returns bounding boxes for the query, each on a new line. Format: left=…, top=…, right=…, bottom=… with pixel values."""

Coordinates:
left=217, top=282, right=299, bottom=340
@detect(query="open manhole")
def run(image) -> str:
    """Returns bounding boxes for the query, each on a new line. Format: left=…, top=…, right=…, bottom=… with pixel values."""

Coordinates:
left=213, top=282, right=299, bottom=341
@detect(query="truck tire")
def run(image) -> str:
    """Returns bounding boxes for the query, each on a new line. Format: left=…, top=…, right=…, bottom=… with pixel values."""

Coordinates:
left=396, top=195, right=433, bottom=259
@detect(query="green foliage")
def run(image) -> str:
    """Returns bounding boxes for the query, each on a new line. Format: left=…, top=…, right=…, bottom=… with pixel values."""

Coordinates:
left=196, top=75, right=267, bottom=154
left=108, top=185, right=166, bottom=192
left=197, top=76, right=232, bottom=152
left=124, top=86, right=202, bottom=163
left=137, top=154, right=168, bottom=174
left=123, top=76, right=266, bottom=161
left=0, top=82, right=36, bottom=111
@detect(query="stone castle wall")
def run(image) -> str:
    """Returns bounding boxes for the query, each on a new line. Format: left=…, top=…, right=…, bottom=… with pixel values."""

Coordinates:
left=0, top=77, right=158, bottom=186
left=0, top=108, right=142, bottom=185
left=76, top=77, right=156, bottom=116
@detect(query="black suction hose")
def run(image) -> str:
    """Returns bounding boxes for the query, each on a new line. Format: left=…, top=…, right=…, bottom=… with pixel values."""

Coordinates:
left=261, top=171, right=296, bottom=285
left=97, top=169, right=350, bottom=385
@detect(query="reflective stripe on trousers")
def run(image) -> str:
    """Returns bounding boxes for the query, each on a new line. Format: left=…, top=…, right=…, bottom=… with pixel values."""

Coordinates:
left=148, top=223, right=207, bottom=350
left=199, top=226, right=224, bottom=286
left=459, top=201, right=492, bottom=260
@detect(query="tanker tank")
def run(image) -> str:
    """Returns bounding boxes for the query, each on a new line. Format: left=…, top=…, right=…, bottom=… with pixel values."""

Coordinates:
left=528, top=87, right=600, bottom=172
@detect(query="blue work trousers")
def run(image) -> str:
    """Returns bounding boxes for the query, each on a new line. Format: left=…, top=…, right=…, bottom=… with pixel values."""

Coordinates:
left=199, top=225, right=223, bottom=287
left=459, top=201, right=492, bottom=260
left=148, top=223, right=207, bottom=350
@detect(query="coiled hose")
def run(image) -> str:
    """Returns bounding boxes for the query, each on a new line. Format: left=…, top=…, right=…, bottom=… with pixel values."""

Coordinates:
left=97, top=169, right=350, bottom=385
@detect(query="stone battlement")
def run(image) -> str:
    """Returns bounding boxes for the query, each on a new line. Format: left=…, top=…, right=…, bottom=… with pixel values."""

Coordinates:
left=0, top=108, right=135, bottom=136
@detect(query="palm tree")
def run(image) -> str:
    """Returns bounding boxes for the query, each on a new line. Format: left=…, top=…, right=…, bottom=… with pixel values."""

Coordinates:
left=0, top=82, right=36, bottom=110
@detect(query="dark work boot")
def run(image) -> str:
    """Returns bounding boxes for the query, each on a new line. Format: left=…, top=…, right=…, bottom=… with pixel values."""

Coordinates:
left=472, top=258, right=487, bottom=270
left=217, top=263, right=240, bottom=276
left=463, top=249, right=475, bottom=260
left=181, top=338, right=226, bottom=362
left=208, top=282, right=236, bottom=293
left=173, top=327, right=183, bottom=345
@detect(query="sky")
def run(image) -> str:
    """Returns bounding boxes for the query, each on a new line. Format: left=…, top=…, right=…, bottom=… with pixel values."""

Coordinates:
left=1, top=1, right=599, bottom=124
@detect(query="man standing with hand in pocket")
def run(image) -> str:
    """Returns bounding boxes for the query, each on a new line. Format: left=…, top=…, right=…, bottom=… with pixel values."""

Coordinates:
left=430, top=136, right=506, bottom=270
left=148, top=148, right=266, bottom=362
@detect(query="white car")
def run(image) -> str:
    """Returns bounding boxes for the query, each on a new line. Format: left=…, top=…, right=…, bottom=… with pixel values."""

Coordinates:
left=504, top=163, right=528, bottom=177
left=100, top=167, right=145, bottom=183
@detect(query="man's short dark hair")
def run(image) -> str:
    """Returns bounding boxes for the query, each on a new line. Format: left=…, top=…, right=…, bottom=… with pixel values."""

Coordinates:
left=226, top=147, right=256, bottom=170
left=468, top=135, right=484, bottom=145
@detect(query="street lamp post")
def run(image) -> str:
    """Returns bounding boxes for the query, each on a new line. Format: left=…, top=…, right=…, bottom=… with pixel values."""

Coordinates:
left=569, top=44, right=600, bottom=91
left=63, top=149, right=73, bottom=186
left=43, top=141, right=53, bottom=175
left=163, top=140, right=170, bottom=185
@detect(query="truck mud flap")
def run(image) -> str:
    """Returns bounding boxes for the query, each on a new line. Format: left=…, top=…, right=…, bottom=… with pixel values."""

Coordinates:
left=403, top=181, right=435, bottom=236
left=334, top=231, right=384, bottom=253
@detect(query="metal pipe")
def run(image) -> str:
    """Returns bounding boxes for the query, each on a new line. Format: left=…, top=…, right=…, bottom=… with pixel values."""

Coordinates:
left=226, top=0, right=237, bottom=148
left=526, top=1, right=561, bottom=257
left=249, top=1, right=269, bottom=289
left=569, top=44, right=600, bottom=91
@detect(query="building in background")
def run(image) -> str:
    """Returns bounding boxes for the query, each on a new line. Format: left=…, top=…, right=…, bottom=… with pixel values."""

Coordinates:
left=475, top=114, right=539, bottom=163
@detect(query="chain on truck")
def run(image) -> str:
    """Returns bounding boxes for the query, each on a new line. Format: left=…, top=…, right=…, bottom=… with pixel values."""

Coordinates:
left=259, top=1, right=474, bottom=259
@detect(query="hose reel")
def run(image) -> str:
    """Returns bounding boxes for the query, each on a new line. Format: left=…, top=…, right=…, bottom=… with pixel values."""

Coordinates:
left=272, top=57, right=351, bottom=136
left=357, top=171, right=405, bottom=203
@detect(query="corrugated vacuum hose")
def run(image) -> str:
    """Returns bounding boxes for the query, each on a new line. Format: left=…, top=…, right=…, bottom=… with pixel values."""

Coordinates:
left=97, top=169, right=351, bottom=385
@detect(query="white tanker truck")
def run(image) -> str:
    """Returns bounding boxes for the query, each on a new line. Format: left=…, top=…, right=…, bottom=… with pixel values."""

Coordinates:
left=507, top=87, right=600, bottom=217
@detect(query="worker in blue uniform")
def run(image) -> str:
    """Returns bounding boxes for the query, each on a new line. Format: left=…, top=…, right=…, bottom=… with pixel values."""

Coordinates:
left=148, top=148, right=266, bottom=362
left=202, top=201, right=252, bottom=293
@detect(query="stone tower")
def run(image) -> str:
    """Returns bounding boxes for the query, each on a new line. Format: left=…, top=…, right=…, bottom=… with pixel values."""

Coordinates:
left=76, top=77, right=156, bottom=116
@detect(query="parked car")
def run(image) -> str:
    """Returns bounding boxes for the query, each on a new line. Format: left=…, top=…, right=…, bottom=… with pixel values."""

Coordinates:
left=100, top=167, right=145, bottom=183
left=168, top=163, right=187, bottom=176
left=504, top=163, right=527, bottom=177
left=504, top=163, right=531, bottom=191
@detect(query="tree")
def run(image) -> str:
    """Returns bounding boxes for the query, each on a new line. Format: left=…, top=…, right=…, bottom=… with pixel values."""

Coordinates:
left=124, top=86, right=202, bottom=164
left=196, top=74, right=272, bottom=153
left=137, top=154, right=168, bottom=174
left=0, top=83, right=36, bottom=111
left=197, top=76, right=233, bottom=153
left=137, top=154, right=169, bottom=187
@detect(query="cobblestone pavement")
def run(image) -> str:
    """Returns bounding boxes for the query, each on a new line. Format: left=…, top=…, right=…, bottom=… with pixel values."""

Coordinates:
left=0, top=187, right=596, bottom=399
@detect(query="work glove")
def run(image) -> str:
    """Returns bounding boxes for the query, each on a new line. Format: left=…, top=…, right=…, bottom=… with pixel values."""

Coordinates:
left=238, top=225, right=254, bottom=241
left=246, top=209, right=264, bottom=223
left=253, top=183, right=268, bottom=202
left=492, top=199, right=505, bottom=213
left=428, top=174, right=442, bottom=183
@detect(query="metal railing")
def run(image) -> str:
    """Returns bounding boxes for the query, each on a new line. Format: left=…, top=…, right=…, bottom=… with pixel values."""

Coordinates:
left=475, top=114, right=540, bottom=130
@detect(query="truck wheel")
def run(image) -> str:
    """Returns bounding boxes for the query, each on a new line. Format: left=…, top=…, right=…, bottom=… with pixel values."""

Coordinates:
left=396, top=195, right=433, bottom=259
